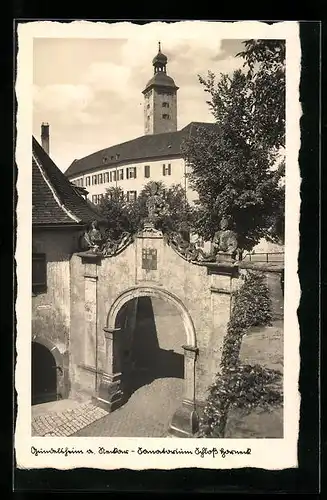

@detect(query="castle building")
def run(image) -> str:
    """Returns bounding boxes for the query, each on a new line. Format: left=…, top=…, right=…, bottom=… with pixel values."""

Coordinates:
left=64, top=43, right=215, bottom=205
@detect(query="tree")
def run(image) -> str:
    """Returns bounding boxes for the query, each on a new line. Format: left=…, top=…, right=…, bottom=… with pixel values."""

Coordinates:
left=98, top=186, right=140, bottom=239
left=181, top=40, right=285, bottom=250
left=136, top=181, right=194, bottom=234
left=98, top=182, right=193, bottom=239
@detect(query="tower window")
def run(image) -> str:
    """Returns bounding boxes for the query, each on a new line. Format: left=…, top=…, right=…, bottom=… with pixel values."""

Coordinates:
left=162, top=114, right=170, bottom=119
left=147, top=104, right=150, bottom=109
left=162, top=102, right=169, bottom=108
left=144, top=165, right=150, bottom=178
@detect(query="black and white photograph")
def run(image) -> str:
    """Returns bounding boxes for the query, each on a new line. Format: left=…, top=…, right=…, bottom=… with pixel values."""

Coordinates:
left=15, top=20, right=301, bottom=471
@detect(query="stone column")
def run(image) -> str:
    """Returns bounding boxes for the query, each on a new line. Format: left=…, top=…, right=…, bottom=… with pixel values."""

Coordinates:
left=79, top=252, right=102, bottom=397
left=168, top=345, right=199, bottom=438
left=84, top=270, right=97, bottom=368
left=94, top=327, right=124, bottom=412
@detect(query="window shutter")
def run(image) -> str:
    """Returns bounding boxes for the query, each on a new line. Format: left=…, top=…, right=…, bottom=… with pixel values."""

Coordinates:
left=134, top=167, right=137, bottom=178
left=168, top=164, right=171, bottom=175
left=163, top=164, right=166, bottom=176
left=126, top=168, right=129, bottom=179
left=145, top=165, right=150, bottom=178
left=32, top=253, right=47, bottom=293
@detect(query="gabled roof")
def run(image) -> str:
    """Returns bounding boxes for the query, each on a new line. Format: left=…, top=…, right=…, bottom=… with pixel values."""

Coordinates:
left=64, top=122, right=217, bottom=179
left=32, top=137, right=104, bottom=226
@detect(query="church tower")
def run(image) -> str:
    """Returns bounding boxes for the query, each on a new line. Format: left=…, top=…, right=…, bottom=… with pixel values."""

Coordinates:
left=142, top=42, right=179, bottom=135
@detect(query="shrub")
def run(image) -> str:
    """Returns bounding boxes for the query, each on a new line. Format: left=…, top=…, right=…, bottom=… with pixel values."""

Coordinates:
left=199, top=270, right=282, bottom=438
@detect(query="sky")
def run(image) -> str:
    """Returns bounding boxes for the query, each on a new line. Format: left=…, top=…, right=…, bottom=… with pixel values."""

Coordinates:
left=33, top=37, right=245, bottom=172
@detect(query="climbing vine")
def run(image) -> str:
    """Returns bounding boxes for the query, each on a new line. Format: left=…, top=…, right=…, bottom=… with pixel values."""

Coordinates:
left=199, top=270, right=283, bottom=438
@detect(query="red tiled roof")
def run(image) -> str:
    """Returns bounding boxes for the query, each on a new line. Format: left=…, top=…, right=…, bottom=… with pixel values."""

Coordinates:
left=32, top=137, right=104, bottom=226
left=64, top=122, right=217, bottom=179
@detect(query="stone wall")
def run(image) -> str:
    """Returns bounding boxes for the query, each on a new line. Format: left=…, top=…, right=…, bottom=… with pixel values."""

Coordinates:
left=32, top=227, right=83, bottom=399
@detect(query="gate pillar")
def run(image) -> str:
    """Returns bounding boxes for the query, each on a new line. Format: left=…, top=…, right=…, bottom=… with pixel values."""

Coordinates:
left=168, top=344, right=199, bottom=438
left=93, top=327, right=125, bottom=412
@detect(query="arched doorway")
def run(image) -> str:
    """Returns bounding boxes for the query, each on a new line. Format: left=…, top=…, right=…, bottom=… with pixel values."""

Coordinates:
left=32, top=340, right=58, bottom=405
left=100, top=286, right=198, bottom=436
left=117, top=295, right=185, bottom=396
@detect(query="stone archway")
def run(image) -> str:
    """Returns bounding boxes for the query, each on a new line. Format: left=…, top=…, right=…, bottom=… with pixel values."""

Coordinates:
left=31, top=335, right=65, bottom=405
left=96, top=285, right=199, bottom=437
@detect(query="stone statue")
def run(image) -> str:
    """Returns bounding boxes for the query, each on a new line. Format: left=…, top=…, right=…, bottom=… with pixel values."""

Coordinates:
left=211, top=217, right=238, bottom=260
left=84, top=220, right=104, bottom=253
left=166, top=230, right=208, bottom=263
left=102, top=231, right=132, bottom=257
left=145, top=182, right=169, bottom=225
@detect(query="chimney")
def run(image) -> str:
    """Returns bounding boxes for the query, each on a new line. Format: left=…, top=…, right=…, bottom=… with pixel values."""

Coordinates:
left=41, top=122, right=50, bottom=155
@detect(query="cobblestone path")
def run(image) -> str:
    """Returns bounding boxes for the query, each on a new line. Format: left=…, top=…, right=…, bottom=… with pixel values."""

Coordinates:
left=73, top=376, right=183, bottom=438
left=32, top=401, right=108, bottom=437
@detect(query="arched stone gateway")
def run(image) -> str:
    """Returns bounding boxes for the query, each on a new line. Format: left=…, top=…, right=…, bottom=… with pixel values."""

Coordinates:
left=103, top=286, right=199, bottom=436
left=72, top=225, right=243, bottom=437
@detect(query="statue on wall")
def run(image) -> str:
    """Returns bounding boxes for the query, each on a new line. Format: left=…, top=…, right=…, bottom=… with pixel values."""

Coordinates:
left=145, top=182, right=169, bottom=226
left=164, top=230, right=208, bottom=263
left=83, top=220, right=133, bottom=257
left=211, top=217, right=239, bottom=261
left=102, top=231, right=133, bottom=257
left=84, top=220, right=104, bottom=253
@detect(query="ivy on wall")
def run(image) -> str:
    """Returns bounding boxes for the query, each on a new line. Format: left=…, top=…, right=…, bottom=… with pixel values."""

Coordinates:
left=199, top=270, right=283, bottom=438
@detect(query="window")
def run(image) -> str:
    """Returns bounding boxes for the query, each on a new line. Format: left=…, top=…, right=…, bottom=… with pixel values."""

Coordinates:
left=162, top=163, right=172, bottom=176
left=147, top=103, right=150, bottom=109
left=113, top=170, right=117, bottom=182
left=144, top=165, right=150, bottom=178
left=110, top=171, right=112, bottom=182
left=32, top=253, right=47, bottom=293
left=119, top=169, right=124, bottom=180
left=86, top=176, right=91, bottom=186
left=104, top=172, right=109, bottom=183
left=162, top=114, right=170, bottom=119
left=92, top=175, right=97, bottom=185
left=92, top=195, right=97, bottom=204
left=126, top=167, right=137, bottom=179
left=126, top=191, right=137, bottom=202
left=98, top=173, right=103, bottom=184
left=162, top=102, right=169, bottom=108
